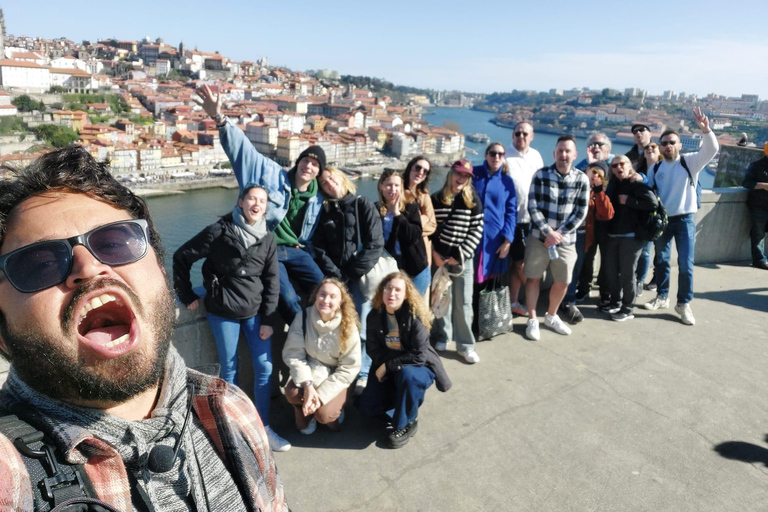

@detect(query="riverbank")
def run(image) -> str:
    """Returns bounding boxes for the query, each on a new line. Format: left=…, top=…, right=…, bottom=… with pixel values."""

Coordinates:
left=129, top=177, right=238, bottom=198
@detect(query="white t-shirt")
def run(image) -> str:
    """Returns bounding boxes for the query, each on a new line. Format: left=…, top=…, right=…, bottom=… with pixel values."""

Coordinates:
left=506, top=144, right=545, bottom=224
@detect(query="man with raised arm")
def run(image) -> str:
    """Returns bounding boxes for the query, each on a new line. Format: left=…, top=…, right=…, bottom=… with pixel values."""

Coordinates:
left=644, top=107, right=719, bottom=325
left=505, top=121, right=544, bottom=317
left=197, top=85, right=325, bottom=325
left=0, top=147, right=287, bottom=511
left=524, top=135, right=590, bottom=341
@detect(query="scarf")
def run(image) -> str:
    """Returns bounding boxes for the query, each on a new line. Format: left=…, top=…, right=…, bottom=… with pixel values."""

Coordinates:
left=232, top=205, right=268, bottom=249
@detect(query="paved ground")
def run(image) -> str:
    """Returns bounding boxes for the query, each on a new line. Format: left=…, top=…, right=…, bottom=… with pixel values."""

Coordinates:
left=268, top=262, right=768, bottom=512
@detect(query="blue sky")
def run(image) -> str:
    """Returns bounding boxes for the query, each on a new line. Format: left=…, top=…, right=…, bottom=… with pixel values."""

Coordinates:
left=6, top=1, right=768, bottom=99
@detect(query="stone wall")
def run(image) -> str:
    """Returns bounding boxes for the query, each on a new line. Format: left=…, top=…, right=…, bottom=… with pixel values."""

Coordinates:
left=715, top=144, right=764, bottom=188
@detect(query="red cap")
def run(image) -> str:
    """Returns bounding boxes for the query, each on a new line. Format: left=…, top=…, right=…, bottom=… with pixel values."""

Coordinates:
left=451, top=159, right=474, bottom=176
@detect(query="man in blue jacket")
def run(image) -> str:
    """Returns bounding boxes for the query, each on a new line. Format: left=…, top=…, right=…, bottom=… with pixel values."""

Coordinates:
left=197, top=85, right=325, bottom=323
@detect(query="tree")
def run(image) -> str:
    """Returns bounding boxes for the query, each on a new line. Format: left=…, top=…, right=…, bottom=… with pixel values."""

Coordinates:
left=12, top=95, right=45, bottom=113
left=33, top=125, right=79, bottom=148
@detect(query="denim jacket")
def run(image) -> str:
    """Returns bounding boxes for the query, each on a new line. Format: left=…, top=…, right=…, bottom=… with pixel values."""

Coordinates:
left=218, top=121, right=323, bottom=246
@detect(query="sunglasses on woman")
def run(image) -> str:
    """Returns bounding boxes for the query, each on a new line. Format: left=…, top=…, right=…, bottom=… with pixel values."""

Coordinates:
left=0, top=219, right=150, bottom=293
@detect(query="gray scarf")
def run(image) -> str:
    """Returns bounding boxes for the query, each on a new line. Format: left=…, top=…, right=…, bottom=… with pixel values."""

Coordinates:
left=232, top=205, right=267, bottom=249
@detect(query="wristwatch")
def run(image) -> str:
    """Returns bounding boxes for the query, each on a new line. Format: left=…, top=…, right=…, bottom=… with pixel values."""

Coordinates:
left=213, top=113, right=226, bottom=127
left=300, top=380, right=313, bottom=389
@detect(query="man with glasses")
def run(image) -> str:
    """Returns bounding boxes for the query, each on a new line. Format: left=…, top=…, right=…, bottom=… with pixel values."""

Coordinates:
left=506, top=122, right=544, bottom=316
left=0, top=147, right=287, bottom=511
left=644, top=107, right=719, bottom=326
left=575, top=132, right=615, bottom=171
left=626, top=123, right=652, bottom=173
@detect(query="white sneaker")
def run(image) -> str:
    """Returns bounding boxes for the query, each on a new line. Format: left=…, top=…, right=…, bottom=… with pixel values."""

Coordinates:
left=299, top=417, right=317, bottom=436
left=544, top=313, right=572, bottom=335
left=434, top=341, right=447, bottom=352
left=266, top=426, right=291, bottom=452
left=511, top=302, right=529, bottom=316
left=644, top=295, right=670, bottom=310
left=459, top=348, right=480, bottom=364
left=675, top=303, right=696, bottom=325
left=525, top=318, right=540, bottom=341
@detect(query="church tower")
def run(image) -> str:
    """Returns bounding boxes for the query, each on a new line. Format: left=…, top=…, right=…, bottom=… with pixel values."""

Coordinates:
left=0, top=9, right=6, bottom=59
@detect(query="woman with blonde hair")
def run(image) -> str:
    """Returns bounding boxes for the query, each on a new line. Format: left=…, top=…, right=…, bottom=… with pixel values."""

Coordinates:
left=403, top=156, right=437, bottom=266
left=602, top=155, right=658, bottom=321
left=357, top=271, right=451, bottom=448
left=283, top=278, right=361, bottom=434
left=430, top=160, right=484, bottom=364
left=313, top=166, right=384, bottom=392
left=376, top=169, right=430, bottom=295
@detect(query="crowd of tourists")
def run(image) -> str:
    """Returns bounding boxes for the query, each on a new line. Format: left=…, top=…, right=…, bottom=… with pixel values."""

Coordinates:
left=171, top=87, right=722, bottom=453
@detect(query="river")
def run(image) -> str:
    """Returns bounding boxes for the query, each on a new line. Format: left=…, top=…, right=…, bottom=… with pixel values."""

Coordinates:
left=146, top=107, right=715, bottom=282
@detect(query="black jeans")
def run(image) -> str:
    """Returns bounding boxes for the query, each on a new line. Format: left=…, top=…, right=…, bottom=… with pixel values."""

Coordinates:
left=604, top=235, right=645, bottom=309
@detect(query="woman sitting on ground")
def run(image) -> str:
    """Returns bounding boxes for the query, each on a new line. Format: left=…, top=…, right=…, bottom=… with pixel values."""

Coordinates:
left=357, top=272, right=452, bottom=448
left=430, top=160, right=484, bottom=364
left=282, top=278, right=361, bottom=435
left=602, top=155, right=658, bottom=321
left=173, top=185, right=290, bottom=451
left=376, top=169, right=430, bottom=295
left=403, top=156, right=437, bottom=268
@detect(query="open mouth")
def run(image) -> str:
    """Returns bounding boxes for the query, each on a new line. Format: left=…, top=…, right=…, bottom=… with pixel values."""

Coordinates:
left=76, top=293, right=137, bottom=354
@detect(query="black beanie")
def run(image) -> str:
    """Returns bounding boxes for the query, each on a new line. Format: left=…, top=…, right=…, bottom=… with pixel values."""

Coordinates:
left=295, top=145, right=326, bottom=173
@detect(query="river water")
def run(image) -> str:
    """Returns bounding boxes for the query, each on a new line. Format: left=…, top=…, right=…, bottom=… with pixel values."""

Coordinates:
left=147, top=106, right=714, bottom=281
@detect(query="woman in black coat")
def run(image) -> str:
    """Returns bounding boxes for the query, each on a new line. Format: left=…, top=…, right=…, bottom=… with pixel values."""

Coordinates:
left=313, top=167, right=384, bottom=390
left=173, top=185, right=290, bottom=451
left=357, top=271, right=451, bottom=448
left=602, top=155, right=659, bottom=322
left=375, top=169, right=430, bottom=295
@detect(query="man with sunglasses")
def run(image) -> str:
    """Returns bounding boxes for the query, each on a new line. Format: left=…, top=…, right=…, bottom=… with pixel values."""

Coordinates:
left=626, top=123, right=652, bottom=173
left=0, top=147, right=287, bottom=511
left=575, top=132, right=615, bottom=171
left=644, top=107, right=719, bottom=326
left=506, top=122, right=544, bottom=316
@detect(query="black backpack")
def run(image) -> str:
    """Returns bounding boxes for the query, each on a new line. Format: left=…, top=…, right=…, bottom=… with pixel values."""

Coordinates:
left=635, top=189, right=668, bottom=242
left=0, top=411, right=119, bottom=511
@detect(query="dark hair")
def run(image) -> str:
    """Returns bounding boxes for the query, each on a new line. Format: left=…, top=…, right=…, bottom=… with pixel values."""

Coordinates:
left=556, top=134, right=576, bottom=145
left=403, top=155, right=432, bottom=195
left=0, top=145, right=165, bottom=264
left=660, top=129, right=679, bottom=141
left=484, top=141, right=505, bottom=154
left=240, top=184, right=268, bottom=200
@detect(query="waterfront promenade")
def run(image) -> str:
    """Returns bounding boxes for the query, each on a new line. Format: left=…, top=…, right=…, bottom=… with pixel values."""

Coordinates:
left=271, top=262, right=767, bottom=512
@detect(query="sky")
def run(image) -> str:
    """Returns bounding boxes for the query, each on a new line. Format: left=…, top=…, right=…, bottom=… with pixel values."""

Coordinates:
left=5, top=1, right=768, bottom=99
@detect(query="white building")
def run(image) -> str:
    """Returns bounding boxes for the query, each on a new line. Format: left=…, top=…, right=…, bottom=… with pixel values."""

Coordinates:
left=0, top=59, right=50, bottom=92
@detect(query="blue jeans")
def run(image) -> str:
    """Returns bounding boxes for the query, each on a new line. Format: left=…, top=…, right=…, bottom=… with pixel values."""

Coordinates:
left=749, top=207, right=768, bottom=265
left=276, top=245, right=325, bottom=324
left=432, top=258, right=475, bottom=352
left=207, top=313, right=273, bottom=426
left=411, top=265, right=431, bottom=297
left=635, top=241, right=654, bottom=283
left=654, top=214, right=695, bottom=304
left=349, top=279, right=373, bottom=380
left=356, top=365, right=435, bottom=429
left=564, top=231, right=587, bottom=304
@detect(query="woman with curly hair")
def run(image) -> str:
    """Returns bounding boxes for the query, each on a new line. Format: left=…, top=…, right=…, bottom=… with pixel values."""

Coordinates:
left=376, top=169, right=430, bottom=295
left=283, top=278, right=362, bottom=435
left=403, top=156, right=437, bottom=267
left=357, top=271, right=452, bottom=448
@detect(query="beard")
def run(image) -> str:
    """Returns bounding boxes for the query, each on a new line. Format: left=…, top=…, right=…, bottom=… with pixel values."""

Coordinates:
left=0, top=278, right=176, bottom=405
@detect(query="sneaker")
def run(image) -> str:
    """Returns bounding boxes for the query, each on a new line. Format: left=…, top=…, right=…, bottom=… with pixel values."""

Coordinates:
left=266, top=427, right=291, bottom=452
left=544, top=313, right=572, bottom=335
left=635, top=281, right=644, bottom=298
left=644, top=295, right=669, bottom=310
left=559, top=303, right=584, bottom=324
left=575, top=288, right=589, bottom=303
left=511, top=302, right=529, bottom=316
left=644, top=281, right=657, bottom=291
left=675, top=303, right=696, bottom=325
left=354, top=376, right=368, bottom=396
left=611, top=308, right=635, bottom=322
left=459, top=348, right=480, bottom=364
left=598, top=295, right=611, bottom=308
left=299, top=417, right=317, bottom=435
left=599, top=303, right=621, bottom=315
left=753, top=261, right=768, bottom=270
left=434, top=341, right=447, bottom=352
left=525, top=318, right=540, bottom=341
left=388, top=420, right=418, bottom=449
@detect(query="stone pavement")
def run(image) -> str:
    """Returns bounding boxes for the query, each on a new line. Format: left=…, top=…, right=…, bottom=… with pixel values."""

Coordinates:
left=269, top=262, right=768, bottom=512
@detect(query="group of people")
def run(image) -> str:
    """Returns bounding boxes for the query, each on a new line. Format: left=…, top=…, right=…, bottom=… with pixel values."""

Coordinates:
left=0, top=82, right=725, bottom=508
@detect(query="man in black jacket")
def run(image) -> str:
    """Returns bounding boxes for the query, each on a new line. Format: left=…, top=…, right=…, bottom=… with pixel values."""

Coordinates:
left=743, top=143, right=768, bottom=270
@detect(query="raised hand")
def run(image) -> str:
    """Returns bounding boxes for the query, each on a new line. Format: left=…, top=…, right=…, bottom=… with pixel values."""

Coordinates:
left=194, top=84, right=221, bottom=119
left=692, top=106, right=710, bottom=133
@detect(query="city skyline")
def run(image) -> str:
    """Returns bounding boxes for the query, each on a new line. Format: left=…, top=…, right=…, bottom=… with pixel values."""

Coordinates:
left=5, top=1, right=768, bottom=99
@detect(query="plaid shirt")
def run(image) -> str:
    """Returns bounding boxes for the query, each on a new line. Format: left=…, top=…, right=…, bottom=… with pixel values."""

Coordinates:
left=0, top=369, right=287, bottom=512
left=528, top=164, right=590, bottom=245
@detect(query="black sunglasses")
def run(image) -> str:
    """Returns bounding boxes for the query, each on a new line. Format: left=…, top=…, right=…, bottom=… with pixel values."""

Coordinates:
left=588, top=141, right=606, bottom=148
left=487, top=151, right=505, bottom=158
left=514, top=131, right=529, bottom=137
left=0, top=219, right=150, bottom=293
left=412, top=163, right=430, bottom=173
left=660, top=140, right=679, bottom=146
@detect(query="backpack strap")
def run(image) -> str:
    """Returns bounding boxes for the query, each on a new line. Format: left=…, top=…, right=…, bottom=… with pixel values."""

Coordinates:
left=302, top=307, right=308, bottom=337
left=653, top=158, right=695, bottom=188
left=0, top=410, right=97, bottom=511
